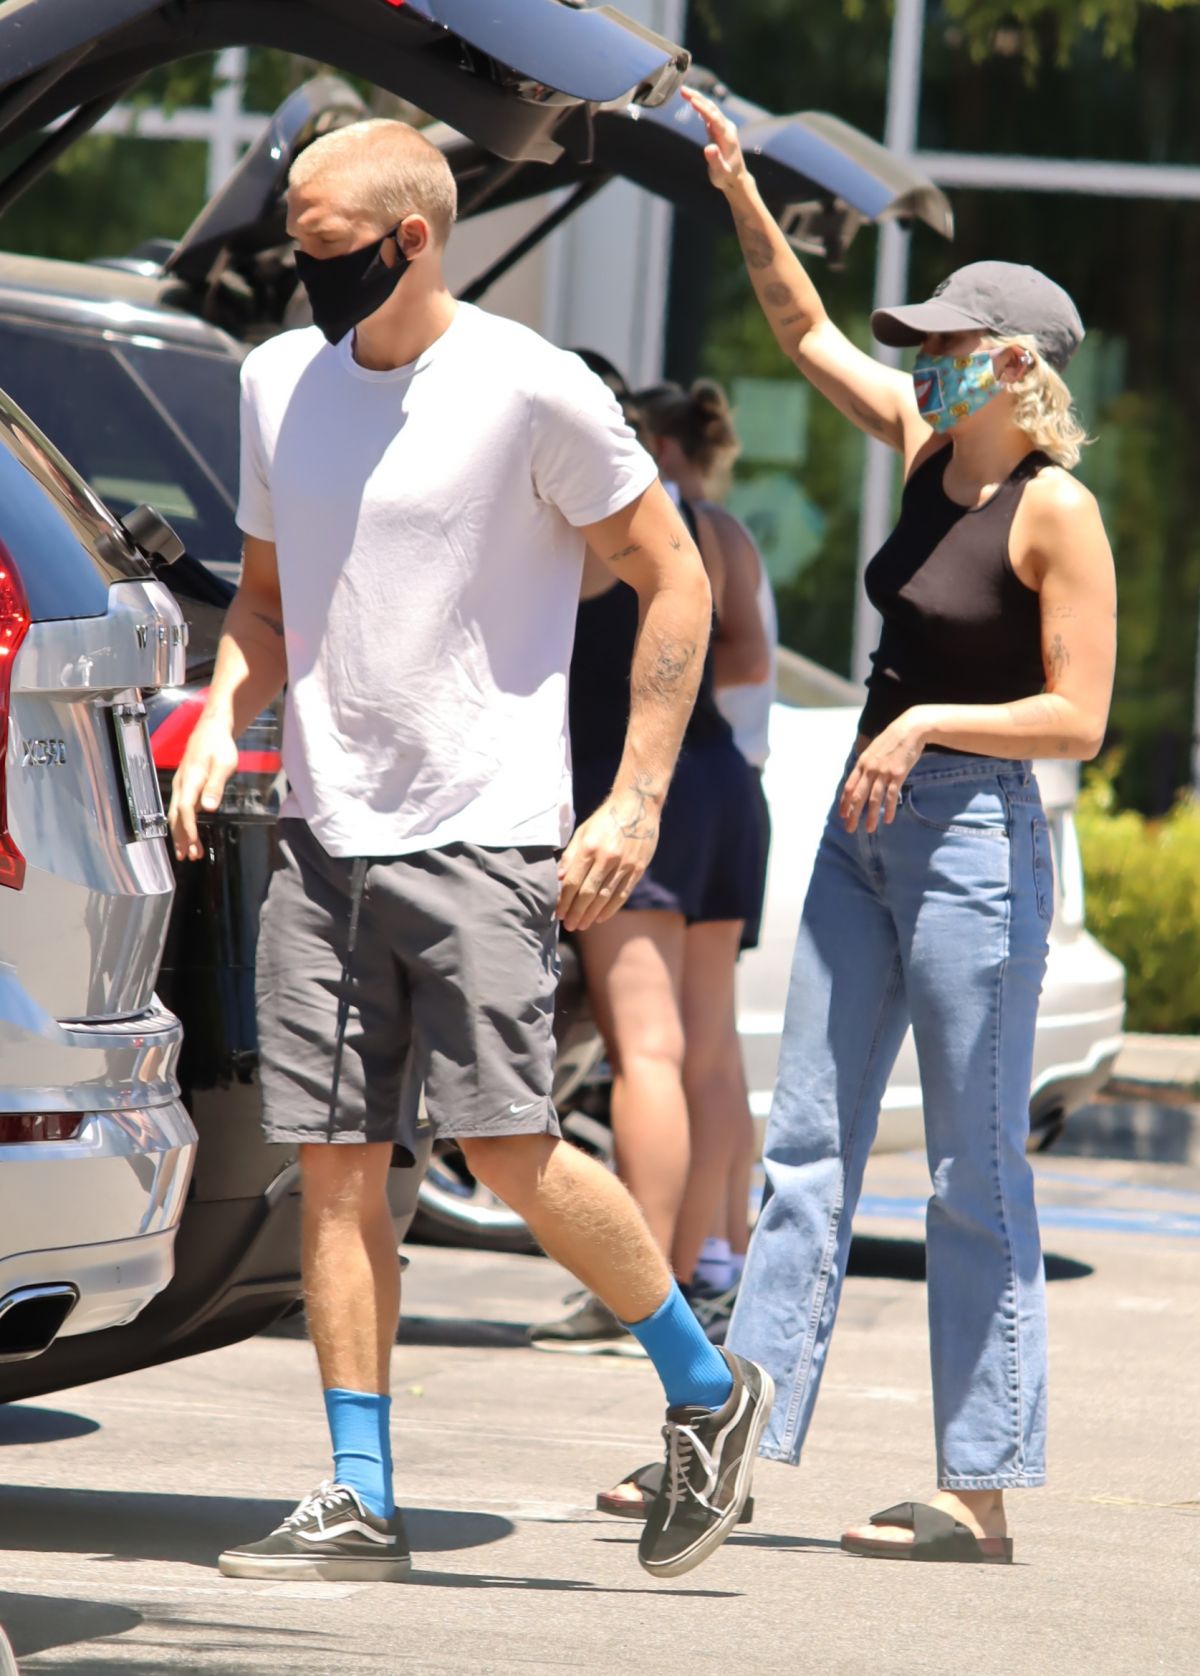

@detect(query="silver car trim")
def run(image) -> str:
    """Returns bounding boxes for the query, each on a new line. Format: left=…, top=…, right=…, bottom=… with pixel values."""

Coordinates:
left=16, top=577, right=185, bottom=693
left=0, top=996, right=187, bottom=1112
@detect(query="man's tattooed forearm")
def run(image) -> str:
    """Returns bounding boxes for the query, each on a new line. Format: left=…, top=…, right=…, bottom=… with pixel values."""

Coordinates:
left=645, top=642, right=695, bottom=700
left=735, top=216, right=774, bottom=272
left=606, top=543, right=642, bottom=565
left=613, top=773, right=661, bottom=843
left=763, top=280, right=794, bottom=309
left=253, top=609, right=284, bottom=638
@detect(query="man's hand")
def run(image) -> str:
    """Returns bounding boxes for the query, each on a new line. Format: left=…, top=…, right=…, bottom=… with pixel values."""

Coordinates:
left=681, top=86, right=751, bottom=195
left=840, top=711, right=929, bottom=835
left=168, top=717, right=240, bottom=861
left=557, top=778, right=663, bottom=933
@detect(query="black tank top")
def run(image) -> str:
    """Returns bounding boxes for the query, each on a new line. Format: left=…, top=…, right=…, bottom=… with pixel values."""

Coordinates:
left=570, top=499, right=733, bottom=767
left=859, top=444, right=1048, bottom=741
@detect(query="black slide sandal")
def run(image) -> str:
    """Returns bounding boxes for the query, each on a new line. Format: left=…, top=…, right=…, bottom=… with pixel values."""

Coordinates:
left=841, top=1502, right=1014, bottom=1565
left=596, top=1460, right=755, bottom=1524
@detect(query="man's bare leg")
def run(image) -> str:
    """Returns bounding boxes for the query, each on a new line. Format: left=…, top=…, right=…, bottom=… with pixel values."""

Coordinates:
left=301, top=1142, right=399, bottom=1391
left=463, top=1132, right=671, bottom=1322
left=467, top=1132, right=774, bottom=1579
left=298, top=1142, right=399, bottom=1520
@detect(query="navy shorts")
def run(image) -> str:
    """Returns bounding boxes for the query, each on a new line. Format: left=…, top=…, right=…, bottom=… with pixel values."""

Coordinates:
left=573, top=737, right=763, bottom=926
left=740, top=767, right=772, bottom=951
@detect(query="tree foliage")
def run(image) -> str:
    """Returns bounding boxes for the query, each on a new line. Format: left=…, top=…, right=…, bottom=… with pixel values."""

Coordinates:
left=834, top=0, right=1200, bottom=66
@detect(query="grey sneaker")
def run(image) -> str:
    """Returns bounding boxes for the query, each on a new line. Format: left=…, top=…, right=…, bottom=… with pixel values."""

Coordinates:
left=528, top=1290, right=646, bottom=1357
left=689, top=1280, right=739, bottom=1346
left=638, top=1349, right=774, bottom=1579
left=218, top=1482, right=412, bottom=1582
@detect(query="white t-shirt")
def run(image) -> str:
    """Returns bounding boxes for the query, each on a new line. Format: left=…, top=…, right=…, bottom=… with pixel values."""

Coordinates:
left=236, top=303, right=657, bottom=857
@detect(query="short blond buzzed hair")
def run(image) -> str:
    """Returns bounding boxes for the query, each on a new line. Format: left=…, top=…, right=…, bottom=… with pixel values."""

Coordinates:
left=289, top=118, right=458, bottom=245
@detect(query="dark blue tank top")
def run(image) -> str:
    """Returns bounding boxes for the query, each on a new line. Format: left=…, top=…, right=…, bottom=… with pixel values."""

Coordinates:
left=569, top=498, right=733, bottom=767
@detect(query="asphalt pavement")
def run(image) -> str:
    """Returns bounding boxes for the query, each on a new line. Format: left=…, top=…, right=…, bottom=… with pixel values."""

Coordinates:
left=0, top=1135, right=1197, bottom=1676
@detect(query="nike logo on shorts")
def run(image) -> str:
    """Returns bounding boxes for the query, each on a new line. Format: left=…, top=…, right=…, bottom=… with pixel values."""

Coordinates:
left=509, top=1101, right=538, bottom=1114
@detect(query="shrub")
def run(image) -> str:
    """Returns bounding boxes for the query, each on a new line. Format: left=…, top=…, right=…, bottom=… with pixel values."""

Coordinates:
left=1076, top=761, right=1200, bottom=1034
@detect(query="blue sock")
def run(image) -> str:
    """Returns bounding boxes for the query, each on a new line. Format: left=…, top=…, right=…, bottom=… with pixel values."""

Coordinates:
left=323, top=1389, right=394, bottom=1518
left=623, top=1283, right=734, bottom=1412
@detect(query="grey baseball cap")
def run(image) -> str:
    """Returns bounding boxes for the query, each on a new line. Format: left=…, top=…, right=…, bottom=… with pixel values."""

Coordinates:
left=872, top=261, right=1084, bottom=371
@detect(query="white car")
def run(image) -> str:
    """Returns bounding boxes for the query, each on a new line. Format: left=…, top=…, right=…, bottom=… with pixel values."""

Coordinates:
left=738, top=665, right=1126, bottom=1153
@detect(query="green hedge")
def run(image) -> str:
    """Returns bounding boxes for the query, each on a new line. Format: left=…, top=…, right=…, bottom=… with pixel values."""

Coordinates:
left=1077, top=764, right=1200, bottom=1034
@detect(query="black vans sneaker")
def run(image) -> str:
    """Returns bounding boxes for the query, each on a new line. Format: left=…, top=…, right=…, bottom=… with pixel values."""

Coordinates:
left=638, top=1349, right=774, bottom=1579
left=218, top=1482, right=412, bottom=1582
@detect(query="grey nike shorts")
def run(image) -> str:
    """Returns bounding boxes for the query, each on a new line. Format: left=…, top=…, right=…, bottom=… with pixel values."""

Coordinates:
left=255, top=818, right=563, bottom=1162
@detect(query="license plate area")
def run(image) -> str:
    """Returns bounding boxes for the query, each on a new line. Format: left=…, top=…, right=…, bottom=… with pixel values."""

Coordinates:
left=111, top=701, right=168, bottom=840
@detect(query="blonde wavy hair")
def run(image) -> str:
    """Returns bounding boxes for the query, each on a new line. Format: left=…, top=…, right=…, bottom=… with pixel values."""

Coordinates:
left=987, top=332, right=1090, bottom=470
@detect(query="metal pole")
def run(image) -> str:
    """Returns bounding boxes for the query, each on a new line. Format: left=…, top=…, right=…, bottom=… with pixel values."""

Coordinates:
left=851, top=0, right=927, bottom=683
left=208, top=47, right=248, bottom=198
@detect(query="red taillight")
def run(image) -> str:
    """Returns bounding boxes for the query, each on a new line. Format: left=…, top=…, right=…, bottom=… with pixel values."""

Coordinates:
left=0, top=1113, right=84, bottom=1143
left=0, top=538, right=30, bottom=891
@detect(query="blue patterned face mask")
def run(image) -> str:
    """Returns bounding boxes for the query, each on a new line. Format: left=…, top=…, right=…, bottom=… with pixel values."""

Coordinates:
left=912, top=349, right=1001, bottom=433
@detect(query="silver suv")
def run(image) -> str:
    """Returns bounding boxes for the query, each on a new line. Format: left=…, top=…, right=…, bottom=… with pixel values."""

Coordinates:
left=0, top=394, right=195, bottom=1362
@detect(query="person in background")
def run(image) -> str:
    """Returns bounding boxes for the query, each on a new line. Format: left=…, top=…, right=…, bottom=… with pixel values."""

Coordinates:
left=635, top=379, right=776, bottom=1342
left=588, top=378, right=777, bottom=1523
left=530, top=362, right=769, bottom=1387
left=686, top=85, right=1117, bottom=1564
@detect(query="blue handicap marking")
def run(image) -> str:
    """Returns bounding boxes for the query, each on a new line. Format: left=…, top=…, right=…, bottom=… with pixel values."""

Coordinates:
left=855, top=1192, right=1200, bottom=1241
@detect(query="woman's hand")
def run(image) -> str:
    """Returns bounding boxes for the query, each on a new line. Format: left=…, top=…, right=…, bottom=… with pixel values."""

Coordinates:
left=681, top=85, right=750, bottom=195
left=840, top=712, right=930, bottom=835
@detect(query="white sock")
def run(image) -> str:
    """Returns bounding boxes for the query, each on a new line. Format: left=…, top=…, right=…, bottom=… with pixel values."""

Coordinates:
left=728, top=1251, right=746, bottom=1284
left=694, top=1237, right=732, bottom=1291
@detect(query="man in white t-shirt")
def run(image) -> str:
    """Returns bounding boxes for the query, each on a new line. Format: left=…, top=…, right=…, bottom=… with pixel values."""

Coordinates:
left=168, top=119, right=771, bottom=1584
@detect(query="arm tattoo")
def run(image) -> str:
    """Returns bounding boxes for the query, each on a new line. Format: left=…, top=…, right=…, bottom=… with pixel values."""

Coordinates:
left=763, top=280, right=794, bottom=309
left=1045, top=603, right=1076, bottom=621
left=606, top=543, right=642, bottom=565
left=253, top=609, right=284, bottom=638
left=778, top=311, right=805, bottom=326
left=669, top=532, right=682, bottom=550
left=613, top=773, right=661, bottom=843
left=1047, top=633, right=1071, bottom=681
left=646, top=642, right=695, bottom=699
left=735, top=216, right=774, bottom=272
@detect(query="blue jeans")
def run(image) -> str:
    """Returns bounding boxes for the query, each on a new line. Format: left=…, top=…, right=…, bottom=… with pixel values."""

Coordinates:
left=728, top=752, right=1052, bottom=1489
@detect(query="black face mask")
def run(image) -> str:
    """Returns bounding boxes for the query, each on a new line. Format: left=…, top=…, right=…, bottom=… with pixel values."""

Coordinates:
left=294, top=227, right=410, bottom=346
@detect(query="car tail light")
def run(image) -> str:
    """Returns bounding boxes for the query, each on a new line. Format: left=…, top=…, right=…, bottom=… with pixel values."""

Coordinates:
left=0, top=538, right=30, bottom=890
left=0, top=1113, right=85, bottom=1143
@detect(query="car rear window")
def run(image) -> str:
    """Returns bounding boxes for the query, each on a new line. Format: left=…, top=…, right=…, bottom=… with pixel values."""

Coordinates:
left=0, top=320, right=243, bottom=574
left=0, top=390, right=149, bottom=619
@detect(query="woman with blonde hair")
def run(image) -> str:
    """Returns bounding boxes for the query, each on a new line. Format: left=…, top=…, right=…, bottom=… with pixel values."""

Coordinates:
left=683, top=86, right=1116, bottom=1564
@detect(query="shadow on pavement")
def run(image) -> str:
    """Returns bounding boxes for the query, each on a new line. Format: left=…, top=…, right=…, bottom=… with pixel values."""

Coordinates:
left=403, top=1569, right=737, bottom=1598
left=0, top=1487, right=514, bottom=1566
left=593, top=1527, right=839, bottom=1556
left=1060, top=1094, right=1199, bottom=1165
left=848, top=1235, right=1092, bottom=1284
left=264, top=1312, right=534, bottom=1350
left=0, top=1592, right=140, bottom=1660
left=0, top=1406, right=101, bottom=1446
